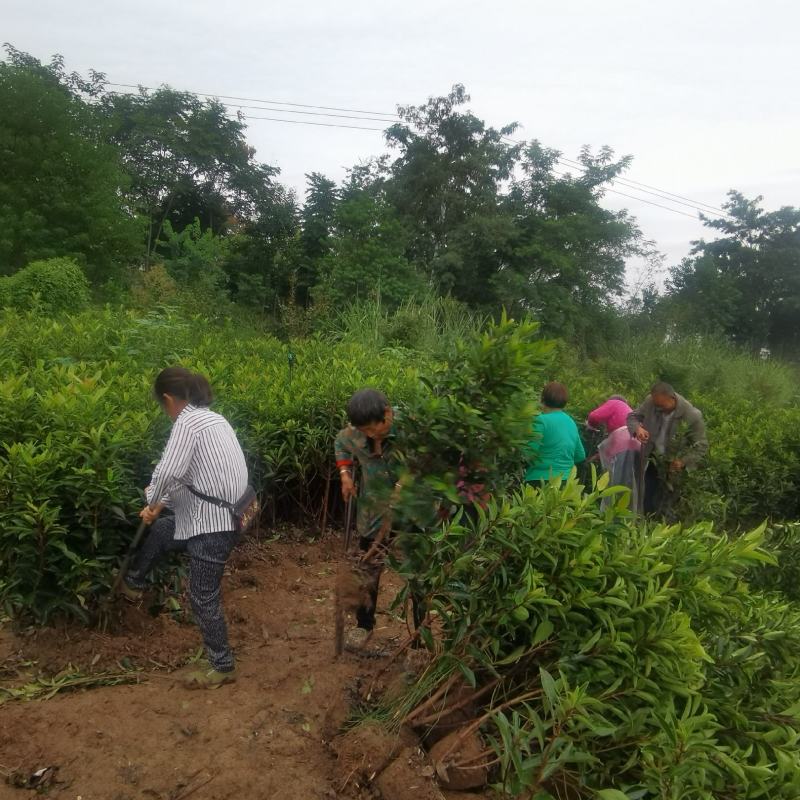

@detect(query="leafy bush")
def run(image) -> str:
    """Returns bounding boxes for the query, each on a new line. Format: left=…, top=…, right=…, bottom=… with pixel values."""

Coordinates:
left=342, top=319, right=799, bottom=798
left=129, top=263, right=179, bottom=308
left=748, top=522, right=800, bottom=602
left=387, top=313, right=553, bottom=529
left=386, top=481, right=800, bottom=798
left=326, top=293, right=481, bottom=355
left=0, top=257, right=90, bottom=313
left=0, top=305, right=426, bottom=622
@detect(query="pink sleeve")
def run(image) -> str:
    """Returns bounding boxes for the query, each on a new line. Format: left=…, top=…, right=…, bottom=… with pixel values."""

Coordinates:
left=588, top=400, right=613, bottom=428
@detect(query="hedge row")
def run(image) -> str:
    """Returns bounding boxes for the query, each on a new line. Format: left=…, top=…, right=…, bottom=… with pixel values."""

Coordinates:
left=0, top=306, right=424, bottom=621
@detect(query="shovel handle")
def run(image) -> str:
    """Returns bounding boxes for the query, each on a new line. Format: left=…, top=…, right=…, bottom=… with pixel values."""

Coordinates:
left=108, top=519, right=149, bottom=598
left=343, top=497, right=355, bottom=553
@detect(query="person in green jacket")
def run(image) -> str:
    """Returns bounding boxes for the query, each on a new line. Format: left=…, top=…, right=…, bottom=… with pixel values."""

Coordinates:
left=526, top=382, right=586, bottom=483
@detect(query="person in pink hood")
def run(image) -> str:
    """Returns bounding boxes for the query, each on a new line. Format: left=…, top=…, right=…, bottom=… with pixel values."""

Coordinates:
left=587, top=395, right=641, bottom=507
left=587, top=395, right=633, bottom=435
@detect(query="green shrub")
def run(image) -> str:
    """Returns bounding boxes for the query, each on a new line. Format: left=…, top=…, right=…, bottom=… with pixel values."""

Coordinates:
left=324, top=293, right=481, bottom=355
left=0, top=305, right=426, bottom=622
left=3, top=257, right=91, bottom=313
left=384, top=481, right=800, bottom=798
left=748, top=522, right=800, bottom=602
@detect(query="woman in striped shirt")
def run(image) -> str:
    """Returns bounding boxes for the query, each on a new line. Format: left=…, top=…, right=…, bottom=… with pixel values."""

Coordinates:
left=122, top=367, right=248, bottom=689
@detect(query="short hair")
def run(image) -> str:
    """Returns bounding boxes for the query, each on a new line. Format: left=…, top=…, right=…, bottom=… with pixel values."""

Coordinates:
left=609, top=394, right=628, bottom=404
left=651, top=381, right=676, bottom=398
left=347, top=388, right=389, bottom=426
left=154, top=366, right=213, bottom=407
left=541, top=381, right=568, bottom=409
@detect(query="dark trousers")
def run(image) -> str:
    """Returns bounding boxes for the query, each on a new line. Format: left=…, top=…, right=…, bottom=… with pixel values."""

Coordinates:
left=356, top=535, right=426, bottom=633
left=126, top=516, right=239, bottom=672
left=643, top=461, right=681, bottom=521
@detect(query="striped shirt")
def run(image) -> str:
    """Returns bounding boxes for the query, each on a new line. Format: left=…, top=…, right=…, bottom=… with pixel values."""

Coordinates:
left=146, top=405, right=248, bottom=540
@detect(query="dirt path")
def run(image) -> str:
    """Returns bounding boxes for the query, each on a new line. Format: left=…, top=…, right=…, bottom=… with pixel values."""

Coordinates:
left=0, top=535, right=469, bottom=800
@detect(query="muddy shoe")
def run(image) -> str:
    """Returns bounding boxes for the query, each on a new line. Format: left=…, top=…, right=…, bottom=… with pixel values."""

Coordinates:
left=181, top=666, right=237, bottom=689
left=345, top=627, right=373, bottom=652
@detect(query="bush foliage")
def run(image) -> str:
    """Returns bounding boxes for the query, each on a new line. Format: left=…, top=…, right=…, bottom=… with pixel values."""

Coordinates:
left=365, top=320, right=800, bottom=799
left=0, top=257, right=91, bottom=313
left=0, top=305, right=425, bottom=621
left=391, top=483, right=800, bottom=798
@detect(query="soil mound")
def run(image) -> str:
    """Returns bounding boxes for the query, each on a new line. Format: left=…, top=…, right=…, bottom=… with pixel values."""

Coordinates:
left=429, top=728, right=489, bottom=790
left=376, top=746, right=446, bottom=800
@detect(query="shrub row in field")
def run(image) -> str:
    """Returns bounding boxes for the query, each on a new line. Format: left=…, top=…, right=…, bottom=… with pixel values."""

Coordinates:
left=0, top=306, right=425, bottom=621
left=2, top=303, right=799, bottom=622
left=387, top=480, right=800, bottom=798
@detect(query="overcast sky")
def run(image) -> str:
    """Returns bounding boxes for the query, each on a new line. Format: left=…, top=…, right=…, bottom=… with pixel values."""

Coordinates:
left=5, top=0, right=798, bottom=289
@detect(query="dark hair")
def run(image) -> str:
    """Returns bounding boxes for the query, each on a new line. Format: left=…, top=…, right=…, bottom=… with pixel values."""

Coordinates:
left=154, top=366, right=213, bottom=407
left=609, top=394, right=628, bottom=404
left=542, top=381, right=568, bottom=409
left=651, top=381, right=676, bottom=398
left=347, top=388, right=388, bottom=426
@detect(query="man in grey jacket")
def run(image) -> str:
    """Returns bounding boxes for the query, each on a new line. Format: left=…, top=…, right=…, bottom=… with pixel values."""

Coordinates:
left=627, top=382, right=708, bottom=518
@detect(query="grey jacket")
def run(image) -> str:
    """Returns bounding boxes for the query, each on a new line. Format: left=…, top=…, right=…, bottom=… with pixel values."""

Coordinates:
left=627, top=393, right=708, bottom=470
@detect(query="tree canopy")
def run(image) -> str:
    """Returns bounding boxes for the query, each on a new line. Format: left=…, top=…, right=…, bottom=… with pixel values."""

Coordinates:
left=4, top=45, right=796, bottom=354
left=664, top=191, right=800, bottom=352
left=0, top=46, right=140, bottom=280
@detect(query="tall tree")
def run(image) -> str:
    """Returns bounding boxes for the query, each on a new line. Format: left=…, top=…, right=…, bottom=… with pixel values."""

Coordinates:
left=101, top=87, right=280, bottom=264
left=0, top=46, right=140, bottom=280
left=315, top=178, right=425, bottom=309
left=374, top=84, right=650, bottom=339
left=498, top=142, right=653, bottom=341
left=101, top=85, right=299, bottom=304
left=383, top=84, right=520, bottom=299
left=666, top=192, right=800, bottom=352
left=297, top=172, right=338, bottom=305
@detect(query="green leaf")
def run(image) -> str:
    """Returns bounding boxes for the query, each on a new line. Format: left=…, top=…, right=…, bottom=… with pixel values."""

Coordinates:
left=533, top=619, right=554, bottom=644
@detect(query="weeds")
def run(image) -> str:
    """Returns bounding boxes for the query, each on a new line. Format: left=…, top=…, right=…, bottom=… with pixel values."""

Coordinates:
left=0, top=665, right=139, bottom=705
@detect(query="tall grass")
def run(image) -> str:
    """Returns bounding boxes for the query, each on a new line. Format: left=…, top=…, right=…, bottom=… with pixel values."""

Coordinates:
left=324, top=292, right=483, bottom=355
left=552, top=331, right=800, bottom=416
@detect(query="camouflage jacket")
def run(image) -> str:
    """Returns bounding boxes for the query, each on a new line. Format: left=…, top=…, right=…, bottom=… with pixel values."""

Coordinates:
left=334, top=423, right=398, bottom=539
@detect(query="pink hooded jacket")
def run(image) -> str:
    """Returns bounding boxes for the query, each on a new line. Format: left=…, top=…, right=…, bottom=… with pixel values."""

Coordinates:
left=587, top=397, right=632, bottom=434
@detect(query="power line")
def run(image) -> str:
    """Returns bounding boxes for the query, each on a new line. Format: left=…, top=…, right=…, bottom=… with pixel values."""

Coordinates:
left=105, top=82, right=399, bottom=119
left=504, top=136, right=731, bottom=219
left=600, top=188, right=701, bottom=220
left=226, top=102, right=394, bottom=125
left=556, top=154, right=729, bottom=217
left=108, top=87, right=395, bottom=125
left=106, top=79, right=731, bottom=219
left=549, top=168, right=700, bottom=219
left=233, top=113, right=385, bottom=132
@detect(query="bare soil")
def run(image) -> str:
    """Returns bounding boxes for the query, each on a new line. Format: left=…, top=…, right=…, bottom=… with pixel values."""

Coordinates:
left=0, top=534, right=493, bottom=800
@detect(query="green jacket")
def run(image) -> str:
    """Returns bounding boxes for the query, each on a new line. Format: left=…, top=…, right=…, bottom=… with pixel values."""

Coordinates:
left=525, top=410, right=586, bottom=482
